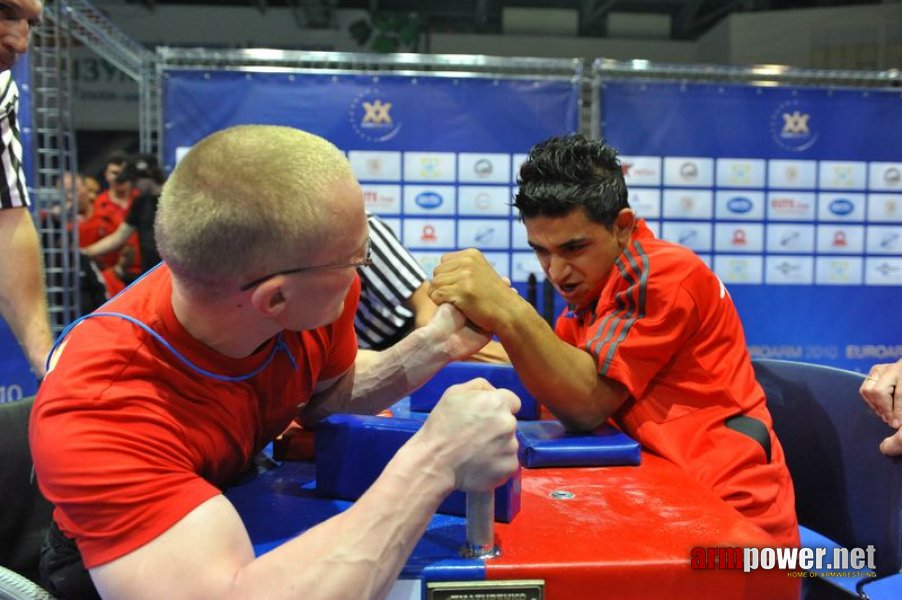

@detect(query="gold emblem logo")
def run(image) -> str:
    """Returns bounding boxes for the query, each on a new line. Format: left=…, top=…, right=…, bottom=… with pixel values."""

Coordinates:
left=770, top=100, right=817, bottom=152
left=350, top=89, right=402, bottom=142
left=781, top=111, right=810, bottom=136
left=362, top=99, right=393, bottom=125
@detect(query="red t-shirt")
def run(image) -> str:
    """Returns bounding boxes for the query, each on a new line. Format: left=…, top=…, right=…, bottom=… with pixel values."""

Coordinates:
left=91, top=189, right=142, bottom=272
left=31, top=264, right=360, bottom=568
left=77, top=210, right=117, bottom=249
left=555, top=221, right=799, bottom=546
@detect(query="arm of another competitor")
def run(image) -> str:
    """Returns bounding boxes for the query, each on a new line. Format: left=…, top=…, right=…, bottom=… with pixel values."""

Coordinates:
left=860, top=358, right=902, bottom=456
left=409, top=282, right=509, bottom=364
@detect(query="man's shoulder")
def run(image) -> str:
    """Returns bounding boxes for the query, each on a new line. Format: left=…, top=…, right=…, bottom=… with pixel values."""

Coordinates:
left=634, top=237, right=710, bottom=280
left=43, top=268, right=172, bottom=382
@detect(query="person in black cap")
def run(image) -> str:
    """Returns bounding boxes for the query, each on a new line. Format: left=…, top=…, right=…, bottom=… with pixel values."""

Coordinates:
left=83, top=154, right=165, bottom=276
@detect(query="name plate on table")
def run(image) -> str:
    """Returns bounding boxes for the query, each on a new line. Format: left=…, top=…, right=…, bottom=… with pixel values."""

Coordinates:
left=427, top=580, right=544, bottom=600
left=316, top=414, right=521, bottom=522
left=516, top=420, right=641, bottom=468
left=410, top=362, right=540, bottom=420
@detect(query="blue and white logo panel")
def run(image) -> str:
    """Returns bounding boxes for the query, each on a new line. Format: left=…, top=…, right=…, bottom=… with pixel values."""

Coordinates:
left=457, top=186, right=512, bottom=216
left=816, top=225, right=865, bottom=254
left=868, top=162, right=902, bottom=192
left=713, top=255, right=763, bottom=285
left=511, top=220, right=531, bottom=250
left=349, top=150, right=402, bottom=182
left=403, top=152, right=456, bottom=182
left=458, top=219, right=511, bottom=250
left=817, top=193, right=866, bottom=222
left=512, top=251, right=544, bottom=283
left=815, top=257, right=864, bottom=285
left=403, top=185, right=456, bottom=215
left=715, top=158, right=766, bottom=189
left=629, top=188, right=661, bottom=220
left=621, top=155, right=662, bottom=186
left=865, top=257, right=902, bottom=286
left=361, top=184, right=402, bottom=215
left=410, top=251, right=445, bottom=279
left=511, top=154, right=528, bottom=183
left=867, top=194, right=902, bottom=222
left=766, top=224, right=815, bottom=254
left=767, top=192, right=816, bottom=221
left=662, top=189, right=713, bottom=219
left=458, top=153, right=512, bottom=184
left=402, top=219, right=456, bottom=249
left=866, top=226, right=902, bottom=255
left=715, top=191, right=765, bottom=221
left=663, top=157, right=714, bottom=187
left=768, top=160, right=817, bottom=190
left=818, top=161, right=867, bottom=191
left=765, top=256, right=814, bottom=285
left=714, top=223, right=764, bottom=253
left=661, top=222, right=713, bottom=252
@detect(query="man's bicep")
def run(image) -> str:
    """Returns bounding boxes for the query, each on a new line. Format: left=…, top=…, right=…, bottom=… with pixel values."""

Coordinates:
left=90, top=495, right=255, bottom=600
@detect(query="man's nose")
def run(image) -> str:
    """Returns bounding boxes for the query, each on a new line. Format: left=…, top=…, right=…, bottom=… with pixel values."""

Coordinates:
left=547, top=255, right=571, bottom=281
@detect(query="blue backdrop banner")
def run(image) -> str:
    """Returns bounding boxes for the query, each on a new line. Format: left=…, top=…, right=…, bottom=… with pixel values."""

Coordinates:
left=599, top=80, right=902, bottom=372
left=163, top=69, right=580, bottom=315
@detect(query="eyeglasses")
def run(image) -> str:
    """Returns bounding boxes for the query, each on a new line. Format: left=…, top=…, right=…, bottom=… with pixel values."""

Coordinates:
left=238, top=238, right=373, bottom=292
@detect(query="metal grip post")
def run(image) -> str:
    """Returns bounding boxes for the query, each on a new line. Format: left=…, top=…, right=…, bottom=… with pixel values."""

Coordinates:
left=461, top=491, right=500, bottom=558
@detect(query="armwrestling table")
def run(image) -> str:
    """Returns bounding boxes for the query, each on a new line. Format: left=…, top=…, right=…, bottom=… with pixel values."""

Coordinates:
left=225, top=451, right=794, bottom=599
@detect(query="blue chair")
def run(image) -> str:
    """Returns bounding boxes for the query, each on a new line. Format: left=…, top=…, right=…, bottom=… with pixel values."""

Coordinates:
left=752, top=359, right=902, bottom=599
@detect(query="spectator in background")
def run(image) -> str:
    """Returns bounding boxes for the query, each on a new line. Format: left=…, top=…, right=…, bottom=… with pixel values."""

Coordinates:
left=0, top=0, right=51, bottom=379
left=83, top=154, right=164, bottom=276
left=84, top=175, right=100, bottom=200
left=57, top=172, right=117, bottom=309
left=360, top=213, right=508, bottom=363
left=860, top=359, right=902, bottom=456
left=90, top=152, right=141, bottom=277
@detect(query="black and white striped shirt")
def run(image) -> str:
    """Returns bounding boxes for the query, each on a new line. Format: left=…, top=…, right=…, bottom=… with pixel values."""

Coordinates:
left=356, top=213, right=428, bottom=349
left=0, top=71, right=29, bottom=209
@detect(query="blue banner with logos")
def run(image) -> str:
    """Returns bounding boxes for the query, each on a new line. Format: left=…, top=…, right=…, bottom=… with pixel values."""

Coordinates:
left=163, top=69, right=580, bottom=315
left=0, top=57, right=38, bottom=402
left=599, top=80, right=902, bottom=372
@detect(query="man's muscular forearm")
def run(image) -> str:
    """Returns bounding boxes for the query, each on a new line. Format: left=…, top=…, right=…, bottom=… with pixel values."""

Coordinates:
left=301, top=304, right=488, bottom=426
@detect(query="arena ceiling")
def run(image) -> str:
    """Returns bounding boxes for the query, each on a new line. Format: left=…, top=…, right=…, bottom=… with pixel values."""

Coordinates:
left=121, top=0, right=889, bottom=40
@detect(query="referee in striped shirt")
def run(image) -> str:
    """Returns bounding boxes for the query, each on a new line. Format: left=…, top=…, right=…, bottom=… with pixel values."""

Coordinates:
left=355, top=213, right=431, bottom=350
left=0, top=1, right=52, bottom=379
left=358, top=213, right=508, bottom=362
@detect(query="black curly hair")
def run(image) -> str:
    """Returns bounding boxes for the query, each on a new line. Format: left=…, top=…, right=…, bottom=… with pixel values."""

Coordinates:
left=514, top=134, right=630, bottom=228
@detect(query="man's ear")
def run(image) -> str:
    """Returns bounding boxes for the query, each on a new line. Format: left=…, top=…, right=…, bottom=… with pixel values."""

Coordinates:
left=614, top=208, right=636, bottom=247
left=249, top=278, right=286, bottom=318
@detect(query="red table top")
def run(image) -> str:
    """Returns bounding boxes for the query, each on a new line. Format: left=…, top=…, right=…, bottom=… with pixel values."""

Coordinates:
left=486, top=453, right=798, bottom=599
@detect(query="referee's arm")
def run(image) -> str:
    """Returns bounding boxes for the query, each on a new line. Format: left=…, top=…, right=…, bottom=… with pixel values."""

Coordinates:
left=0, top=77, right=52, bottom=378
left=0, top=206, right=52, bottom=378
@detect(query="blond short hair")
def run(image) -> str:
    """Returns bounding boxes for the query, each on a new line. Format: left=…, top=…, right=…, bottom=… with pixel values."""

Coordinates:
left=155, top=125, right=354, bottom=295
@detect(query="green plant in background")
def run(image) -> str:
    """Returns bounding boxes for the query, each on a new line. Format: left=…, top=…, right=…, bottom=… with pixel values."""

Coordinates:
left=349, top=12, right=421, bottom=53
